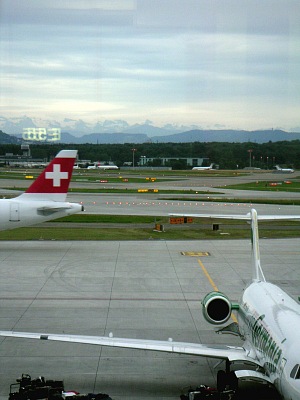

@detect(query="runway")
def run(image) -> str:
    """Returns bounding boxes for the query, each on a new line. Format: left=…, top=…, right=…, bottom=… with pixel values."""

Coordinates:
left=67, top=171, right=300, bottom=217
left=66, top=192, right=300, bottom=218
left=0, top=238, right=297, bottom=399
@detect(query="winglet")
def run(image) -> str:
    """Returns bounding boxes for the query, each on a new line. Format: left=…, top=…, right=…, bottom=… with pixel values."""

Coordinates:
left=18, top=150, right=77, bottom=202
left=250, top=209, right=266, bottom=282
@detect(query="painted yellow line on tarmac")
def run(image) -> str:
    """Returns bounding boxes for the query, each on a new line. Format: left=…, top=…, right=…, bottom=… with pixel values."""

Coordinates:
left=198, top=259, right=219, bottom=292
left=197, top=259, right=238, bottom=324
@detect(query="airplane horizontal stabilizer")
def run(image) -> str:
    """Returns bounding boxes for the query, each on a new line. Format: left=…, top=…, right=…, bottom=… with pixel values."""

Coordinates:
left=37, top=205, right=73, bottom=216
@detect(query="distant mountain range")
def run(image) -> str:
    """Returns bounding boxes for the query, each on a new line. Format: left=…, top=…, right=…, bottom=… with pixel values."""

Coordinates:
left=151, top=129, right=300, bottom=144
left=1, top=115, right=300, bottom=144
left=0, top=130, right=21, bottom=144
left=53, top=129, right=300, bottom=144
left=0, top=116, right=197, bottom=137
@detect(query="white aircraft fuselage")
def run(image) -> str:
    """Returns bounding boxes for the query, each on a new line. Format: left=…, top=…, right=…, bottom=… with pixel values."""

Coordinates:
left=192, top=163, right=214, bottom=171
left=275, top=165, right=294, bottom=173
left=0, top=198, right=83, bottom=231
left=239, top=281, right=300, bottom=399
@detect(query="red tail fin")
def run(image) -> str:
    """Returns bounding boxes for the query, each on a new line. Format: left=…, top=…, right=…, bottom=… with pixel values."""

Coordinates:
left=19, top=150, right=77, bottom=201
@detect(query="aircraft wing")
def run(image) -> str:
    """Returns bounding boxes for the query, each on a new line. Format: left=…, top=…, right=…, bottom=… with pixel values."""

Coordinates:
left=169, top=213, right=300, bottom=221
left=0, top=331, right=253, bottom=363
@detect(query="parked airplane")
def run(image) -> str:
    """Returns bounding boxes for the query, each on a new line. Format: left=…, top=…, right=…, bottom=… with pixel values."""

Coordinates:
left=97, top=164, right=119, bottom=170
left=87, top=163, right=119, bottom=170
left=1, top=209, right=300, bottom=399
left=275, top=165, right=295, bottom=173
left=0, top=149, right=83, bottom=231
left=192, top=163, right=214, bottom=171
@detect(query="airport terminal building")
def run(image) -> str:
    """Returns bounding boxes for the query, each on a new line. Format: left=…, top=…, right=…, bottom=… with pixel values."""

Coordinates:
left=139, top=156, right=209, bottom=167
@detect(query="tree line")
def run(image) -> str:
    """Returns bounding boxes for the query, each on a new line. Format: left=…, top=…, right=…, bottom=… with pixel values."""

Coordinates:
left=1, top=140, right=300, bottom=170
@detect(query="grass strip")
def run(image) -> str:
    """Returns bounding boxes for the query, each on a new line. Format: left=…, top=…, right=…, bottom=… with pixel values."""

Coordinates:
left=53, top=214, right=166, bottom=223
left=222, top=180, right=300, bottom=192
left=1, top=225, right=300, bottom=241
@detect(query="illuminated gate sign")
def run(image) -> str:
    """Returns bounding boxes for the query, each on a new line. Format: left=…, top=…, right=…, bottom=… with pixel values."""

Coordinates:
left=22, top=128, right=61, bottom=142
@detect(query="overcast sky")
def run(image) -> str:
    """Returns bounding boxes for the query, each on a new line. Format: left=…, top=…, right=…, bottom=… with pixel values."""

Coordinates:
left=1, top=0, right=300, bottom=130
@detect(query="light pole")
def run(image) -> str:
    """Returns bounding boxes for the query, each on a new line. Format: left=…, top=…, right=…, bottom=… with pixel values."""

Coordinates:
left=248, top=149, right=253, bottom=168
left=131, top=148, right=137, bottom=168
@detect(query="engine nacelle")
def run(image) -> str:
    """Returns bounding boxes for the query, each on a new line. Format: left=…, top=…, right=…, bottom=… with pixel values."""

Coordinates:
left=202, top=291, right=232, bottom=325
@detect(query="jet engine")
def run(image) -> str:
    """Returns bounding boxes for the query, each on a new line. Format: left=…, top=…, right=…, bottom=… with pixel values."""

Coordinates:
left=202, top=291, right=232, bottom=325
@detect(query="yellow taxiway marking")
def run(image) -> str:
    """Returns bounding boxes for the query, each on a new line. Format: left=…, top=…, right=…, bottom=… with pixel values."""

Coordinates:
left=197, top=259, right=219, bottom=292
left=197, top=259, right=238, bottom=324
left=181, top=251, right=210, bottom=257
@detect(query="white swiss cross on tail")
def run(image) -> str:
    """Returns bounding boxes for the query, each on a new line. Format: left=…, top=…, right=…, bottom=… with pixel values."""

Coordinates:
left=45, top=164, right=69, bottom=187
left=20, top=150, right=78, bottom=202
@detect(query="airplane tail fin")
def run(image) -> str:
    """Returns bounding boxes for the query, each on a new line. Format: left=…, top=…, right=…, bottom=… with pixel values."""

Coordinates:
left=250, top=209, right=266, bottom=282
left=18, top=150, right=77, bottom=202
left=169, top=209, right=300, bottom=282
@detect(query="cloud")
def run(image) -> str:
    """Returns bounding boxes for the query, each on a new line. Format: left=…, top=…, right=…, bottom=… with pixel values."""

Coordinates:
left=0, top=0, right=300, bottom=130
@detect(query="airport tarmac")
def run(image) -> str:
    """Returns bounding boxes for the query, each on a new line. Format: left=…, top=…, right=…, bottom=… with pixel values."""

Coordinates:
left=66, top=192, right=300, bottom=218
left=1, top=187, right=299, bottom=218
left=2, top=167, right=300, bottom=201
left=0, top=170, right=299, bottom=398
left=0, top=238, right=297, bottom=399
